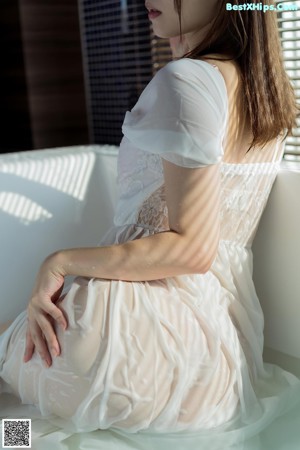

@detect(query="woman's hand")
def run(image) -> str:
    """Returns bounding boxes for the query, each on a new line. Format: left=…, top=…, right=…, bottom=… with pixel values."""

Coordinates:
left=23, top=252, right=68, bottom=368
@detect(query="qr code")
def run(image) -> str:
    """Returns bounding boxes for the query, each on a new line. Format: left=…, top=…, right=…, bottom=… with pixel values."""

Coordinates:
left=2, top=419, right=31, bottom=448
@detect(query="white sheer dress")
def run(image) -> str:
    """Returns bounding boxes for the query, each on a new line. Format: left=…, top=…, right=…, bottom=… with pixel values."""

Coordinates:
left=1, top=59, right=300, bottom=445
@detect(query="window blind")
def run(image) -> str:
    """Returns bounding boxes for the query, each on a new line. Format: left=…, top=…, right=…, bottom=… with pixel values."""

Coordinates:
left=149, top=31, right=172, bottom=76
left=78, top=0, right=153, bottom=145
left=276, top=0, right=300, bottom=159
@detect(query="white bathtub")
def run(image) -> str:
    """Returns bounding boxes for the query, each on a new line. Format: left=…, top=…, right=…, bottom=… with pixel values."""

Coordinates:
left=0, top=145, right=299, bottom=378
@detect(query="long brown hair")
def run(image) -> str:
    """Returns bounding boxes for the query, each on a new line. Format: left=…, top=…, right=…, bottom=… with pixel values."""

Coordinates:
left=173, top=0, right=300, bottom=152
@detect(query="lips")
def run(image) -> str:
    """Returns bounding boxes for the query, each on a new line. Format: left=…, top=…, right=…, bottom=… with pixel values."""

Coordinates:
left=148, top=10, right=161, bottom=20
left=145, top=1, right=162, bottom=21
left=145, top=2, right=161, bottom=13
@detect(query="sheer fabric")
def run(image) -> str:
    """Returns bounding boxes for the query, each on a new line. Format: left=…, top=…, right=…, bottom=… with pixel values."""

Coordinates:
left=1, top=59, right=300, bottom=445
left=121, top=59, right=228, bottom=168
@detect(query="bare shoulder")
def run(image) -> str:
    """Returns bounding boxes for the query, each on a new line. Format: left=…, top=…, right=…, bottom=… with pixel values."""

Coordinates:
left=200, top=54, right=241, bottom=93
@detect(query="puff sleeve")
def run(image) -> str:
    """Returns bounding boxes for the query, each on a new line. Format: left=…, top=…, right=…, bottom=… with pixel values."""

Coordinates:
left=121, top=59, right=228, bottom=168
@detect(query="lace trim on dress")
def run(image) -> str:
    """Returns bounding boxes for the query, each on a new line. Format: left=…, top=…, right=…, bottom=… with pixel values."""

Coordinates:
left=219, top=163, right=280, bottom=246
left=136, top=184, right=169, bottom=232
left=133, top=161, right=281, bottom=246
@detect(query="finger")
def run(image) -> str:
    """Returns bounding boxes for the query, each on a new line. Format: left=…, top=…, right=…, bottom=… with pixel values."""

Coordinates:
left=23, top=327, right=35, bottom=363
left=30, top=322, right=52, bottom=367
left=38, top=314, right=61, bottom=358
left=43, top=301, right=68, bottom=331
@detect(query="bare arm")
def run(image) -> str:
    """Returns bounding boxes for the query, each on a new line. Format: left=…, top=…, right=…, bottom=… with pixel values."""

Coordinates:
left=53, top=160, right=221, bottom=281
left=24, top=159, right=221, bottom=366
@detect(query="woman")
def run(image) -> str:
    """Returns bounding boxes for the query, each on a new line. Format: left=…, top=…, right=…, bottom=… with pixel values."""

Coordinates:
left=1, top=0, right=300, bottom=441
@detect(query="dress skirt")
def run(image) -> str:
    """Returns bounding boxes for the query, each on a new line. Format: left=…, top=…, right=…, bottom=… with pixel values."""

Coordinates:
left=1, top=224, right=300, bottom=442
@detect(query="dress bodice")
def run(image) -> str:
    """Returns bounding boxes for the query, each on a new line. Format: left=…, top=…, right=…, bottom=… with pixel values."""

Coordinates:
left=112, top=57, right=287, bottom=250
left=113, top=133, right=285, bottom=249
left=219, top=161, right=281, bottom=247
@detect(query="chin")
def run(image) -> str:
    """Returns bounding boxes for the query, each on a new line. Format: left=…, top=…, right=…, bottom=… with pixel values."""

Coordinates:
left=150, top=20, right=181, bottom=39
left=151, top=28, right=177, bottom=40
left=151, top=29, right=167, bottom=39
